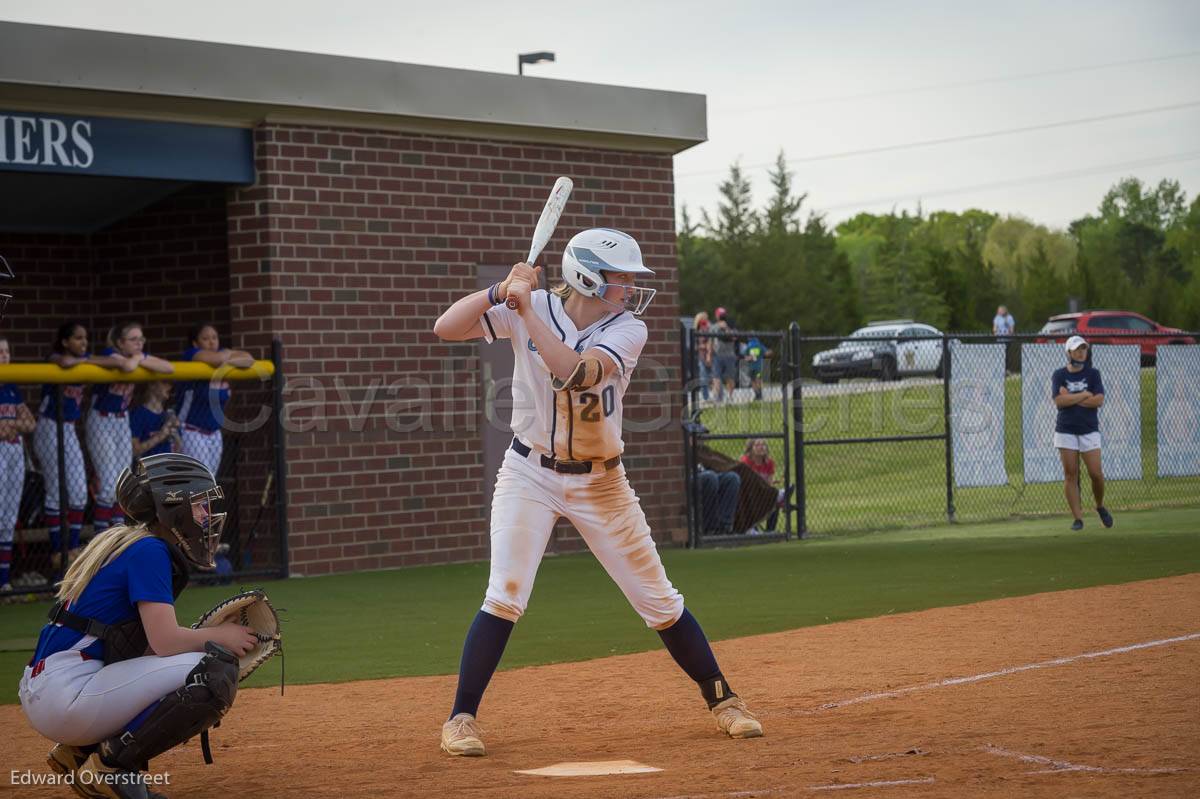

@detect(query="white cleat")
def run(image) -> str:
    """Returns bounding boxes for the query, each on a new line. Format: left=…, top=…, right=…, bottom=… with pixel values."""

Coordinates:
left=441, top=713, right=486, bottom=756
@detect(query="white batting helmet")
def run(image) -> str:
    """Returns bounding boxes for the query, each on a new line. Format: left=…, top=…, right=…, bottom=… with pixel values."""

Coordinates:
left=561, top=228, right=656, bottom=315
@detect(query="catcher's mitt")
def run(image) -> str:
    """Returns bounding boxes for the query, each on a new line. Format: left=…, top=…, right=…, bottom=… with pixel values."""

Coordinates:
left=193, top=589, right=282, bottom=681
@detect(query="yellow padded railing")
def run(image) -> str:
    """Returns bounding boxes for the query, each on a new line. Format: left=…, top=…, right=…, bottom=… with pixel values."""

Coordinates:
left=0, top=360, right=275, bottom=384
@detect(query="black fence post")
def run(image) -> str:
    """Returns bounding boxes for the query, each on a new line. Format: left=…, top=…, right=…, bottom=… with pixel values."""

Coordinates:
left=55, top=384, right=69, bottom=568
left=271, top=339, right=290, bottom=578
left=943, top=332, right=955, bottom=523
left=679, top=322, right=697, bottom=548
left=789, top=322, right=807, bottom=538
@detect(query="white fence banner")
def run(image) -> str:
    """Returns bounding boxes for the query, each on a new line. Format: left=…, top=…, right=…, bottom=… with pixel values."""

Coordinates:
left=1021, top=344, right=1064, bottom=484
left=1091, top=345, right=1142, bottom=480
left=950, top=342, right=1008, bottom=487
left=1157, top=345, right=1200, bottom=477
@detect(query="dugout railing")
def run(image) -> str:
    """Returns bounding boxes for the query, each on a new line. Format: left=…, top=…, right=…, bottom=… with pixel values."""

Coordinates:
left=0, top=340, right=289, bottom=597
left=682, top=325, right=1200, bottom=540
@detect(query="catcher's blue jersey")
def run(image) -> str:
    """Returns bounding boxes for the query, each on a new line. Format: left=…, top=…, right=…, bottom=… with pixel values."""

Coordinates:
left=31, top=537, right=175, bottom=663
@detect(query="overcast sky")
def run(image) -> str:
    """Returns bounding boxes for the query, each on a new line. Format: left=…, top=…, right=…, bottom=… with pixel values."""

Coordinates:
left=3, top=0, right=1198, bottom=230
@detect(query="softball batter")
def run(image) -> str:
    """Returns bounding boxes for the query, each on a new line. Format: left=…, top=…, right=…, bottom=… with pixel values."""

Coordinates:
left=433, top=228, right=763, bottom=756
left=35, top=323, right=130, bottom=571
left=86, top=322, right=173, bottom=534
left=19, top=453, right=256, bottom=799
left=1, top=335, right=37, bottom=591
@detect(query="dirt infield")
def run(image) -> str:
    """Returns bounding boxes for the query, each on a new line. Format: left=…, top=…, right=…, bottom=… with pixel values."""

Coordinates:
left=7, top=574, right=1199, bottom=798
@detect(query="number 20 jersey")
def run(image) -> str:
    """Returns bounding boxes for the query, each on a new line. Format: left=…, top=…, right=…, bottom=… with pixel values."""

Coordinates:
left=481, top=289, right=647, bottom=462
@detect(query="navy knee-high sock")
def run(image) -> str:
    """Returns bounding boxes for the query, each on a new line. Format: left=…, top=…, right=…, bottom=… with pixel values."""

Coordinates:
left=657, top=608, right=734, bottom=708
left=450, top=610, right=515, bottom=719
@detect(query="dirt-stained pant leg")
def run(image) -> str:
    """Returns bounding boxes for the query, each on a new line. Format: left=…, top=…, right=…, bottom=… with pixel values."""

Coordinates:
left=481, top=449, right=560, bottom=623
left=565, top=466, right=684, bottom=630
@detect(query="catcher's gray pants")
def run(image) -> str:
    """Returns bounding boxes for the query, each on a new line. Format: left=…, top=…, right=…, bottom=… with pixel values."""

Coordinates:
left=19, top=644, right=204, bottom=746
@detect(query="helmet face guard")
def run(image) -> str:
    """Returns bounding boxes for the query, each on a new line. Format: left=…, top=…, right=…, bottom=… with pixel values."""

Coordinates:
left=172, top=486, right=225, bottom=569
left=596, top=278, right=656, bottom=315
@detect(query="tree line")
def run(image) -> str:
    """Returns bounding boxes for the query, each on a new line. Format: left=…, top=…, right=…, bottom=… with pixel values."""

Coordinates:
left=678, top=153, right=1200, bottom=334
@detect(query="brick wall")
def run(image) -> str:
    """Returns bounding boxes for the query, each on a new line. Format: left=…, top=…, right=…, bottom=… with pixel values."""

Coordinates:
left=91, top=185, right=233, bottom=355
left=228, top=123, right=684, bottom=576
left=0, top=185, right=232, bottom=359
left=0, top=234, right=94, bottom=360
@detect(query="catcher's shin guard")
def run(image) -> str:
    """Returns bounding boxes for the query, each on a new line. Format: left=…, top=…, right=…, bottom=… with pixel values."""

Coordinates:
left=101, top=642, right=239, bottom=770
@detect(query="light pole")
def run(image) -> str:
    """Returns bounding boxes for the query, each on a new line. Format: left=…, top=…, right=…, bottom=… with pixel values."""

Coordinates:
left=518, top=51, right=555, bottom=76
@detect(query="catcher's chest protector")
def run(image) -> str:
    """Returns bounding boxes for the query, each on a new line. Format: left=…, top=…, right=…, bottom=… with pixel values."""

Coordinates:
left=46, top=544, right=190, bottom=663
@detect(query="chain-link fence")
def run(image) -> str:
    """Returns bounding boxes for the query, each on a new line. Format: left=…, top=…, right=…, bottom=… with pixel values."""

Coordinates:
left=0, top=341, right=287, bottom=596
left=681, top=323, right=1200, bottom=539
left=681, top=325, right=794, bottom=546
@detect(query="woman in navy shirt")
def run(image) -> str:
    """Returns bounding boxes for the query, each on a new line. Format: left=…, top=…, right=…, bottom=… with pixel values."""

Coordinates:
left=18, top=454, right=256, bottom=794
left=130, top=381, right=181, bottom=460
left=1052, top=336, right=1113, bottom=531
left=176, top=323, right=254, bottom=478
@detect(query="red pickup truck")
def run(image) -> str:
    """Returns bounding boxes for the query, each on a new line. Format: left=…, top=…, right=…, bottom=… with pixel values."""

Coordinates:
left=1037, top=311, right=1195, bottom=364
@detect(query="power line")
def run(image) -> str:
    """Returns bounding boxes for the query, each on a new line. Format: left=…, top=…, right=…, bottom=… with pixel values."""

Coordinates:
left=676, top=99, right=1200, bottom=179
left=716, top=50, right=1200, bottom=115
left=814, top=150, right=1200, bottom=213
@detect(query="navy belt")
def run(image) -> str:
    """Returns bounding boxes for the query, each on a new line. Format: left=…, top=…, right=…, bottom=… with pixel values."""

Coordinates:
left=510, top=437, right=620, bottom=474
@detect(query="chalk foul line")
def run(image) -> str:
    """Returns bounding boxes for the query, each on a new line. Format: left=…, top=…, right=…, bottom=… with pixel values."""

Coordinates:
left=982, top=745, right=1191, bottom=775
left=807, top=632, right=1200, bottom=713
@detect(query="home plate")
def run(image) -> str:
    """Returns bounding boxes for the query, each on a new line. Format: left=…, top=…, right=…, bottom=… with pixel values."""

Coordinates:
left=514, top=759, right=663, bottom=777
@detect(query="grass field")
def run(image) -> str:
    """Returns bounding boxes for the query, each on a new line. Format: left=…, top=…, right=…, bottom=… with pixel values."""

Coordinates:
left=699, top=370, right=1200, bottom=533
left=3, top=506, right=1196, bottom=705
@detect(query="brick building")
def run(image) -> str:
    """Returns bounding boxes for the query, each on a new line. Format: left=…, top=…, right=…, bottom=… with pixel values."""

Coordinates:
left=0, top=23, right=706, bottom=576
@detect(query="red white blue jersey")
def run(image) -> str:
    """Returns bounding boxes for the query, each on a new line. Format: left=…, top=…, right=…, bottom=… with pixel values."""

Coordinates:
left=91, top=347, right=135, bottom=414
left=39, top=354, right=88, bottom=422
left=175, top=346, right=229, bottom=432
left=1, top=383, right=24, bottom=442
left=480, top=289, right=647, bottom=461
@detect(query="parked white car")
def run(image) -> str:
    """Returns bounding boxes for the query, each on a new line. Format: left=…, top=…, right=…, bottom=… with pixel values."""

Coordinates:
left=812, top=320, right=948, bottom=383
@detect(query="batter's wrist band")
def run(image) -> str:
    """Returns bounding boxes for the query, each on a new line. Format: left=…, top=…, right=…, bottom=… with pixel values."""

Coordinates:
left=488, top=283, right=504, bottom=305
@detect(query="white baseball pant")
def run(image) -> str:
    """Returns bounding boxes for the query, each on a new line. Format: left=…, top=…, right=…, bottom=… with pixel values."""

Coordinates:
left=19, top=644, right=204, bottom=746
left=84, top=410, right=132, bottom=508
left=33, top=418, right=87, bottom=511
left=482, top=446, right=685, bottom=630
left=181, top=427, right=223, bottom=477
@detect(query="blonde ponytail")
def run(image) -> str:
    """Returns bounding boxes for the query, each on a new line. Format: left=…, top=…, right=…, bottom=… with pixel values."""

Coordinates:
left=550, top=282, right=574, bottom=301
left=57, top=524, right=154, bottom=604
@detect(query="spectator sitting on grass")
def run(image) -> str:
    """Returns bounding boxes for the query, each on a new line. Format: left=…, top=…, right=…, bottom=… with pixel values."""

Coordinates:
left=739, top=439, right=794, bottom=533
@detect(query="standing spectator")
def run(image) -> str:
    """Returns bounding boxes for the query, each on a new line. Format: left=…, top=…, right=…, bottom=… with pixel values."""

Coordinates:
left=993, top=304, right=1016, bottom=372
left=712, top=315, right=738, bottom=403
left=130, top=381, right=181, bottom=459
left=697, top=465, right=740, bottom=536
left=0, top=336, right=36, bottom=591
left=86, top=322, right=173, bottom=533
left=743, top=336, right=769, bottom=401
left=693, top=312, right=713, bottom=401
left=739, top=439, right=794, bottom=533
left=33, top=322, right=128, bottom=571
left=176, top=323, right=254, bottom=477
left=1053, top=336, right=1112, bottom=531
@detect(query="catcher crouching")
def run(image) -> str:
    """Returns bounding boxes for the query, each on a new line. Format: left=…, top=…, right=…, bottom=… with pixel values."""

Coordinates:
left=17, top=453, right=281, bottom=799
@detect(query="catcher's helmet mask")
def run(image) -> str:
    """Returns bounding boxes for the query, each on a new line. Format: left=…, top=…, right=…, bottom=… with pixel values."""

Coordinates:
left=117, top=453, right=226, bottom=570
